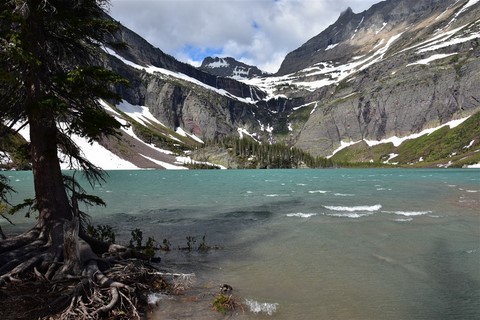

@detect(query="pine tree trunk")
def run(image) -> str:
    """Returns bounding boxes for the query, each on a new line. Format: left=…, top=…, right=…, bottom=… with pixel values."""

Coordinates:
left=28, top=106, right=72, bottom=226
left=0, top=226, right=6, bottom=240
left=57, top=216, right=81, bottom=276
left=21, top=0, right=72, bottom=233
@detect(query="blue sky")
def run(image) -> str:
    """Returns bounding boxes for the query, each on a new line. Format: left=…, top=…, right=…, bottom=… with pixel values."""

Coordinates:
left=109, top=0, right=380, bottom=73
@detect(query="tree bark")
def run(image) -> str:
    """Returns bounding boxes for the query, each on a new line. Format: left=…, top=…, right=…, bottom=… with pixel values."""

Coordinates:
left=28, top=106, right=72, bottom=225
left=0, top=226, right=5, bottom=240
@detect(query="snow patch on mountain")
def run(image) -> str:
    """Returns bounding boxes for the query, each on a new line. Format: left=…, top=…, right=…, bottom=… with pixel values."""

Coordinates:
left=237, top=128, right=260, bottom=142
left=351, top=16, right=365, bottom=40
left=328, top=116, right=472, bottom=157
left=448, top=0, right=480, bottom=26
left=62, top=134, right=139, bottom=170
left=402, top=22, right=479, bottom=54
left=407, top=53, right=458, bottom=66
left=174, top=155, right=227, bottom=169
left=116, top=100, right=166, bottom=127
left=139, top=154, right=187, bottom=170
left=11, top=122, right=135, bottom=170
left=175, top=127, right=204, bottom=144
left=231, top=66, right=251, bottom=79
left=376, top=22, right=388, bottom=35
left=204, top=58, right=230, bottom=68
left=325, top=43, right=339, bottom=51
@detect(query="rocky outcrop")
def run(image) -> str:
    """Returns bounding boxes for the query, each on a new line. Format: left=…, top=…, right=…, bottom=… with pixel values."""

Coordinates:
left=104, top=58, right=264, bottom=142
left=295, top=56, right=480, bottom=156
left=143, top=75, right=260, bottom=140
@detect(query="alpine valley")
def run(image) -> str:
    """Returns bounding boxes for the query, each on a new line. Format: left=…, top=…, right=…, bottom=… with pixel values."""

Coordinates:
left=3, top=0, right=480, bottom=169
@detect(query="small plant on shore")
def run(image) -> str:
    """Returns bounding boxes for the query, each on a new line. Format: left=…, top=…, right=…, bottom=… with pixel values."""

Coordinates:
left=212, top=293, right=244, bottom=315
left=144, top=236, right=156, bottom=258
left=161, top=238, right=171, bottom=251
left=86, top=224, right=116, bottom=244
left=178, top=234, right=222, bottom=251
left=128, top=229, right=157, bottom=258
left=185, top=236, right=196, bottom=251
left=198, top=234, right=210, bottom=251
left=129, top=228, right=143, bottom=249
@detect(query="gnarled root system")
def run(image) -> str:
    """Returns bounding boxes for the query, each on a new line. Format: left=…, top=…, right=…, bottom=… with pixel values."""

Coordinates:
left=0, top=223, right=170, bottom=320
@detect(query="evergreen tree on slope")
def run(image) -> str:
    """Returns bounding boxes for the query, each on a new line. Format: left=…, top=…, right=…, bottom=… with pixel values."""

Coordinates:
left=0, top=1, right=150, bottom=318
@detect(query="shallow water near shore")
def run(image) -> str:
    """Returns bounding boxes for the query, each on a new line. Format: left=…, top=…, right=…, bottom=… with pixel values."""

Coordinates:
left=3, top=169, right=479, bottom=319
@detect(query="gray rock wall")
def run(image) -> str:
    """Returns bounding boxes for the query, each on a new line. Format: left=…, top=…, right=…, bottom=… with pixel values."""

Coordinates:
left=295, top=56, right=480, bottom=156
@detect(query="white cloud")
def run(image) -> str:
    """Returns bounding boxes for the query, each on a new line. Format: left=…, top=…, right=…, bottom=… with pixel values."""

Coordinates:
left=109, top=0, right=380, bottom=73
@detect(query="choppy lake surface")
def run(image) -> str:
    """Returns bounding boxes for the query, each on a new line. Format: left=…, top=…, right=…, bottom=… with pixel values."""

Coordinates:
left=3, top=169, right=479, bottom=319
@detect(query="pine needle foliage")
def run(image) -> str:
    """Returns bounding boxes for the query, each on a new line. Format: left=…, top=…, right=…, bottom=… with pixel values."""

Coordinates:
left=0, top=0, right=127, bottom=185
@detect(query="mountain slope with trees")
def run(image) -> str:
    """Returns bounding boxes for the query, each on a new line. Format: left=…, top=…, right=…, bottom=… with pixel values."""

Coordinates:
left=1, top=0, right=479, bottom=171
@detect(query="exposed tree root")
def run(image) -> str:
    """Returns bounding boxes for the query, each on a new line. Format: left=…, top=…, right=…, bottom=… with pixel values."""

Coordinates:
left=152, top=272, right=196, bottom=294
left=0, top=224, right=173, bottom=320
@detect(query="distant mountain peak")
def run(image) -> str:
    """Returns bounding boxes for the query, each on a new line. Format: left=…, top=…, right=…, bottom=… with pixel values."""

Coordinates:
left=339, top=6, right=354, bottom=18
left=199, top=56, right=269, bottom=80
left=275, top=0, right=475, bottom=76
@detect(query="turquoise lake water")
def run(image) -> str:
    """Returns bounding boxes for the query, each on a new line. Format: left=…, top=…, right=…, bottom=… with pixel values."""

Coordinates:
left=2, top=169, right=479, bottom=319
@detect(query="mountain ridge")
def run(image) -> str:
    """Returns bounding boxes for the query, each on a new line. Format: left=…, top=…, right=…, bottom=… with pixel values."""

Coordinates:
left=2, top=0, right=479, bottom=169
left=276, top=0, right=469, bottom=75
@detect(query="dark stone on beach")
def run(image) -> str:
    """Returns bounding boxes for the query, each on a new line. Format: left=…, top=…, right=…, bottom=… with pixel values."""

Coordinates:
left=220, top=284, right=233, bottom=294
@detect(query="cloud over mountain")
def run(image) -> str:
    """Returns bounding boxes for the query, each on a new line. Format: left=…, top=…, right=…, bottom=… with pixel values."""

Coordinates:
left=109, top=0, right=379, bottom=72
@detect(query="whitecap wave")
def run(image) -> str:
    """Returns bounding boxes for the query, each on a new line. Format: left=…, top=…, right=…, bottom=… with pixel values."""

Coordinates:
left=324, top=204, right=382, bottom=212
left=264, top=194, right=290, bottom=197
left=147, top=292, right=169, bottom=304
left=245, top=299, right=279, bottom=316
left=333, top=193, right=355, bottom=197
left=286, top=213, right=318, bottom=218
left=389, top=211, right=432, bottom=216
left=326, top=212, right=373, bottom=219
left=308, top=190, right=329, bottom=194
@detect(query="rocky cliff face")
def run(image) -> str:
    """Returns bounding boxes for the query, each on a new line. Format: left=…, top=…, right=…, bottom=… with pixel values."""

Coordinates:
left=199, top=57, right=268, bottom=79
left=103, top=22, right=274, bottom=141
left=258, top=0, right=480, bottom=157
